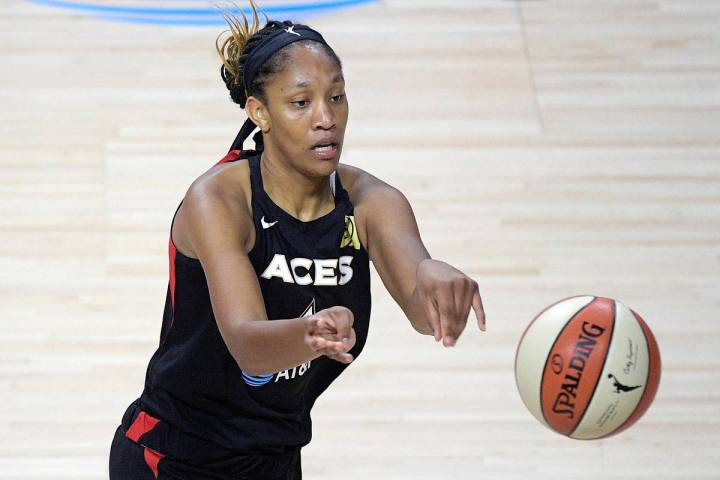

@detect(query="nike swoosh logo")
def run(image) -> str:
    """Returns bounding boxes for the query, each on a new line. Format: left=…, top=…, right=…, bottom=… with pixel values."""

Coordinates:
left=261, top=216, right=279, bottom=229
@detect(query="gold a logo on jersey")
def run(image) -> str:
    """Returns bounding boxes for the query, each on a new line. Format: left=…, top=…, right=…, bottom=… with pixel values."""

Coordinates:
left=341, top=215, right=361, bottom=250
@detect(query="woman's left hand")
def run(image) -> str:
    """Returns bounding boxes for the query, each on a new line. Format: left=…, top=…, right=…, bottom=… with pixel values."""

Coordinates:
left=409, top=259, right=486, bottom=347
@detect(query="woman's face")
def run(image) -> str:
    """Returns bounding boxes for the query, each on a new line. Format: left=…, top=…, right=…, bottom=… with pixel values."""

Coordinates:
left=258, top=43, right=348, bottom=178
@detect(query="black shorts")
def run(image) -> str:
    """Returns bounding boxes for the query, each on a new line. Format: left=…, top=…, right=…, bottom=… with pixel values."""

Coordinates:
left=109, top=426, right=302, bottom=480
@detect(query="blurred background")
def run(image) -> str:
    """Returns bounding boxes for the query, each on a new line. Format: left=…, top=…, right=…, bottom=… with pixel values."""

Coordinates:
left=1, top=0, right=719, bottom=478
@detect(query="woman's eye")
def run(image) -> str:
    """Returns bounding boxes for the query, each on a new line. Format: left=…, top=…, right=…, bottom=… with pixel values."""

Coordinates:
left=331, top=94, right=346, bottom=102
left=292, top=100, right=308, bottom=108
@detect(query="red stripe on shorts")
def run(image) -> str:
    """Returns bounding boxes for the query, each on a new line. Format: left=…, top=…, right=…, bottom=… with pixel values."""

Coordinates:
left=125, top=411, right=161, bottom=442
left=143, top=447, right=165, bottom=478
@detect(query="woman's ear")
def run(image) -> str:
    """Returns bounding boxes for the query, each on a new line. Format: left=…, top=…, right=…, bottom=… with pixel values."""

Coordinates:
left=245, top=96, right=271, bottom=133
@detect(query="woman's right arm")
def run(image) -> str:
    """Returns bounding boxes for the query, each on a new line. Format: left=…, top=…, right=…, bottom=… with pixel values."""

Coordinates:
left=180, top=180, right=355, bottom=376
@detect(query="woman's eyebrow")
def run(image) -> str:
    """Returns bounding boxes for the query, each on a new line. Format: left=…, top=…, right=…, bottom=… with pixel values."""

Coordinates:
left=292, top=74, right=345, bottom=89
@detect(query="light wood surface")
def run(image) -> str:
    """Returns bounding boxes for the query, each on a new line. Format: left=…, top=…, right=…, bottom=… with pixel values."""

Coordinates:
left=1, top=0, right=719, bottom=478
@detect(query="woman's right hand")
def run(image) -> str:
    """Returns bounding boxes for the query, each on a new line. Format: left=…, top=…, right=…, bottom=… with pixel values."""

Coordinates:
left=304, top=306, right=356, bottom=364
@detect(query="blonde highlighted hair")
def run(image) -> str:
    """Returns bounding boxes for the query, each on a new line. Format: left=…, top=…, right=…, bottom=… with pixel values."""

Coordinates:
left=215, top=0, right=268, bottom=89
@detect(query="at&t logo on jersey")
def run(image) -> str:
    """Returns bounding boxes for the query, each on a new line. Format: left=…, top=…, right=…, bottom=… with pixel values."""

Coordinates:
left=242, top=299, right=316, bottom=388
left=242, top=361, right=313, bottom=387
left=260, top=254, right=354, bottom=286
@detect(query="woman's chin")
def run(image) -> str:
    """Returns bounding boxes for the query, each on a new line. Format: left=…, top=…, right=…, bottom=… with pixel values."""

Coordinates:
left=307, top=151, right=341, bottom=176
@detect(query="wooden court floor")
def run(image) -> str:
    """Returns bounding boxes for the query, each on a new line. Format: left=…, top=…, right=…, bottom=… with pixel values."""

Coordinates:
left=1, top=0, right=719, bottom=478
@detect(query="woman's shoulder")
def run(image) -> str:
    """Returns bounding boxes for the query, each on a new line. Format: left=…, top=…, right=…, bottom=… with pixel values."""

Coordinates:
left=184, top=157, right=254, bottom=219
left=337, top=163, right=410, bottom=253
left=337, top=163, right=377, bottom=200
left=172, top=158, right=255, bottom=258
left=337, top=163, right=399, bottom=206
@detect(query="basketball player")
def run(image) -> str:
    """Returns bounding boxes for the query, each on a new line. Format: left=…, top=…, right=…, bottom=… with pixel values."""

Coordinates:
left=109, top=3, right=486, bottom=479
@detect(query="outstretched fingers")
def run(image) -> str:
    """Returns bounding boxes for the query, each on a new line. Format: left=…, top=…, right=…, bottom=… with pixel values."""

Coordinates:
left=472, top=289, right=486, bottom=332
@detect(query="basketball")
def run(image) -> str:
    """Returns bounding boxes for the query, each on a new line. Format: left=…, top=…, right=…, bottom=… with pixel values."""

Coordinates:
left=515, top=296, right=661, bottom=440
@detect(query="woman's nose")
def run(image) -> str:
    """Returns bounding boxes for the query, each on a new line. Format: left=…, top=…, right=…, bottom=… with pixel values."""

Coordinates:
left=313, top=101, right=335, bottom=130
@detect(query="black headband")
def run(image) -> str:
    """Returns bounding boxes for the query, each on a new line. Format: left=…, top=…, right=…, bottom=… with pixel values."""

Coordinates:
left=244, top=25, right=327, bottom=93
left=228, top=24, right=329, bottom=153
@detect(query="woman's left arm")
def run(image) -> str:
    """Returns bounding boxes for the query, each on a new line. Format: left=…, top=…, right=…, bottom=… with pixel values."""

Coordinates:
left=352, top=172, right=486, bottom=347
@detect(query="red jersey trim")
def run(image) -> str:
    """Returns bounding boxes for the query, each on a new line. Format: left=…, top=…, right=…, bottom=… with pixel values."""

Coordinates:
left=216, top=149, right=244, bottom=165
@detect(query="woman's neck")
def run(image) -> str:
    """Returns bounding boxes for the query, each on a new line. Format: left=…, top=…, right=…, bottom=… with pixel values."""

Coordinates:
left=260, top=150, right=335, bottom=222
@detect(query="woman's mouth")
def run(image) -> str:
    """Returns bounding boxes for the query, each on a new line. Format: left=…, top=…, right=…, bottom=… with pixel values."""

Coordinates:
left=311, top=143, right=339, bottom=159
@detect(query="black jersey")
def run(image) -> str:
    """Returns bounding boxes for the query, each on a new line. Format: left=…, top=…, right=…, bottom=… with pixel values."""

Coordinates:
left=120, top=150, right=371, bottom=459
